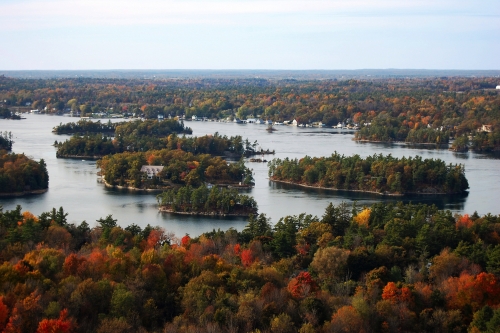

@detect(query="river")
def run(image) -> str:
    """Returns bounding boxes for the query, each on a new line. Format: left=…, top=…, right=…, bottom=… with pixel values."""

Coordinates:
left=1, top=115, right=499, bottom=236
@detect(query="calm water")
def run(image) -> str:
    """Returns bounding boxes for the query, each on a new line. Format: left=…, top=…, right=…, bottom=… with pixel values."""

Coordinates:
left=1, top=115, right=499, bottom=236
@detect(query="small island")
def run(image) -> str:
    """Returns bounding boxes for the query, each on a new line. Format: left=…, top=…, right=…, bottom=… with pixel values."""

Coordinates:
left=97, top=148, right=254, bottom=190
left=157, top=184, right=257, bottom=216
left=0, top=107, right=21, bottom=120
left=268, top=152, right=469, bottom=195
left=52, top=119, right=119, bottom=134
left=0, top=151, right=49, bottom=196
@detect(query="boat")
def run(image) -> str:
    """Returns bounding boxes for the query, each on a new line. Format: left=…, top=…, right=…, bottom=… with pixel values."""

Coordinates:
left=255, top=119, right=264, bottom=124
left=266, top=124, right=277, bottom=132
left=233, top=118, right=244, bottom=124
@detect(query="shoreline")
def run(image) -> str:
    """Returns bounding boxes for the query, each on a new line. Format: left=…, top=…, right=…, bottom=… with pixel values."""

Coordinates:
left=101, top=178, right=252, bottom=192
left=158, top=206, right=255, bottom=217
left=354, top=139, right=449, bottom=147
left=57, top=155, right=103, bottom=160
left=270, top=178, right=459, bottom=196
left=102, top=180, right=166, bottom=192
left=0, top=188, right=48, bottom=197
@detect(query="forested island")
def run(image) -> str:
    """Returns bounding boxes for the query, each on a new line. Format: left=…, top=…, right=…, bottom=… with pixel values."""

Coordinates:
left=268, top=153, right=469, bottom=195
left=157, top=184, right=258, bottom=216
left=97, top=149, right=253, bottom=189
left=1, top=75, right=499, bottom=149
left=55, top=119, right=193, bottom=158
left=0, top=107, right=20, bottom=120
left=0, top=202, right=499, bottom=332
left=0, top=151, right=49, bottom=195
left=52, top=119, right=118, bottom=134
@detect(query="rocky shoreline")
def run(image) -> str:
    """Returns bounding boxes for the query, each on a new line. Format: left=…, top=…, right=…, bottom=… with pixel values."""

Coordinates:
left=101, top=180, right=166, bottom=192
left=56, top=154, right=103, bottom=160
left=270, top=178, right=457, bottom=196
left=158, top=206, right=255, bottom=217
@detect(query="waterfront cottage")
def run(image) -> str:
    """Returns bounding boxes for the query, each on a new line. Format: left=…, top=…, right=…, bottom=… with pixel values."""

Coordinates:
left=140, top=165, right=164, bottom=179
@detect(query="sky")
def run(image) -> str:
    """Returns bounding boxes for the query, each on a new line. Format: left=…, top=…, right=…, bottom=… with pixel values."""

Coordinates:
left=0, top=0, right=499, bottom=70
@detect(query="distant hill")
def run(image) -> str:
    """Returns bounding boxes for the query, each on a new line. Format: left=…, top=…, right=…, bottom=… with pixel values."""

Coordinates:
left=1, top=69, right=500, bottom=80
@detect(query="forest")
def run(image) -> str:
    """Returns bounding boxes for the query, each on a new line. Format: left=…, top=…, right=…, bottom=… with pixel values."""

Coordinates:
left=97, top=149, right=254, bottom=189
left=156, top=184, right=258, bottom=215
left=1, top=76, right=499, bottom=148
left=0, top=202, right=499, bottom=332
left=0, top=151, right=49, bottom=194
left=268, top=153, right=469, bottom=195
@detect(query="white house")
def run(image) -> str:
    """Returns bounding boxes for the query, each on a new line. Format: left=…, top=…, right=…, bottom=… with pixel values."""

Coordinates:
left=292, top=119, right=298, bottom=126
left=496, top=85, right=500, bottom=90
left=479, top=124, right=493, bottom=133
left=140, top=165, right=164, bottom=179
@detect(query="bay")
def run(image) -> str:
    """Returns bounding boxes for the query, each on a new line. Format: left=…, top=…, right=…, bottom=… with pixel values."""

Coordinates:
left=1, top=114, right=499, bottom=236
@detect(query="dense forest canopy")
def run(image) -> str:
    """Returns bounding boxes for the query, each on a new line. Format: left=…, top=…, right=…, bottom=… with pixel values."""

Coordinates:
left=157, top=184, right=258, bottom=215
left=268, top=153, right=469, bottom=195
left=52, top=119, right=118, bottom=134
left=0, top=151, right=48, bottom=194
left=0, top=202, right=500, bottom=332
left=55, top=118, right=258, bottom=159
left=97, top=148, right=253, bottom=189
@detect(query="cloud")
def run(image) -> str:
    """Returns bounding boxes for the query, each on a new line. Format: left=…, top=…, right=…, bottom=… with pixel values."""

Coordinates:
left=2, top=0, right=497, bottom=30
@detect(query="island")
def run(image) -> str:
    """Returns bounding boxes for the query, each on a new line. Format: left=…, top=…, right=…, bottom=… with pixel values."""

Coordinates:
left=52, top=119, right=119, bottom=134
left=268, top=152, right=469, bottom=195
left=55, top=119, right=193, bottom=158
left=0, top=107, right=21, bottom=120
left=0, top=151, right=49, bottom=196
left=97, top=148, right=254, bottom=190
left=156, top=184, right=257, bottom=216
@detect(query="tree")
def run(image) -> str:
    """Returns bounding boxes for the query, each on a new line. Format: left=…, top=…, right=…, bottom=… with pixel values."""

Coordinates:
left=36, top=309, right=74, bottom=333
left=270, top=313, right=295, bottom=333
left=330, top=306, right=364, bottom=333
left=287, top=272, right=317, bottom=299
left=310, top=246, right=350, bottom=283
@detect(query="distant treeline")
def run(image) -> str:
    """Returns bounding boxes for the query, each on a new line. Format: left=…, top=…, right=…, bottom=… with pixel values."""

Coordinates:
left=268, top=153, right=469, bottom=195
left=2, top=76, right=499, bottom=146
left=0, top=151, right=48, bottom=194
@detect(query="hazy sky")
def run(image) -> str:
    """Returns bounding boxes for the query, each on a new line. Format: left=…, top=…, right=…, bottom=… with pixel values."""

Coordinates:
left=1, top=0, right=499, bottom=70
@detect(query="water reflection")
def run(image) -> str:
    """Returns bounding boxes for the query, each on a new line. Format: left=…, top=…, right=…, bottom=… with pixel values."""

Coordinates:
left=271, top=181, right=468, bottom=211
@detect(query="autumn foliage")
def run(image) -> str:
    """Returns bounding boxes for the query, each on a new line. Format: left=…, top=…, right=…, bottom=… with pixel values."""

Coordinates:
left=0, top=202, right=499, bottom=332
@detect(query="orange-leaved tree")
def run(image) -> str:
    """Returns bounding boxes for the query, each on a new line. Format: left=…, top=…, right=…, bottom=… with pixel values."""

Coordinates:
left=36, top=309, right=74, bottom=333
